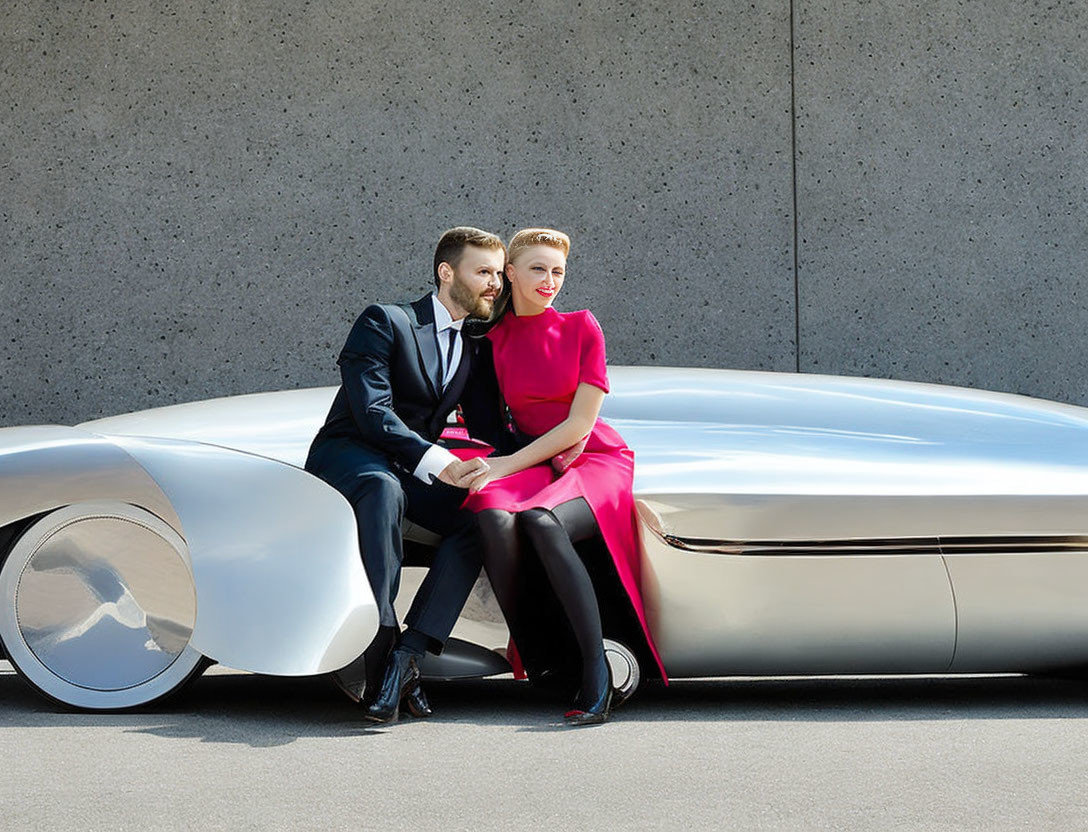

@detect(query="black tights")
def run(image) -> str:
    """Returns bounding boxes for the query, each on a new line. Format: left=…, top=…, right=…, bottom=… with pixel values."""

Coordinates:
left=478, top=499, right=609, bottom=705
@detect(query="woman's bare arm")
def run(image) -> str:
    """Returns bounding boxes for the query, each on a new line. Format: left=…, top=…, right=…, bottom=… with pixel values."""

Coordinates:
left=468, top=382, right=605, bottom=492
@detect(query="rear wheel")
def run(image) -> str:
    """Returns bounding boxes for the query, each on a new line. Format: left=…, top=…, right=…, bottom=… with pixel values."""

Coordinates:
left=0, top=502, right=205, bottom=710
left=604, top=638, right=640, bottom=706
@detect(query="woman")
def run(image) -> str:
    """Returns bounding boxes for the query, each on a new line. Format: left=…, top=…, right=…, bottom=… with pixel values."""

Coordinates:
left=463, top=228, right=666, bottom=726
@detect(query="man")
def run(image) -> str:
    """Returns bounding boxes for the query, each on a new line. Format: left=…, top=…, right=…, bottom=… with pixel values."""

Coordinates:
left=305, top=226, right=507, bottom=722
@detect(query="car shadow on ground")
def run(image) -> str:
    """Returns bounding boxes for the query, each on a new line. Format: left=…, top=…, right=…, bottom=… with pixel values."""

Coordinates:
left=3, top=664, right=1088, bottom=747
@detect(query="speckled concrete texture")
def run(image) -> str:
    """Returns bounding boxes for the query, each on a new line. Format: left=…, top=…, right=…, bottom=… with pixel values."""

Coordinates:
left=794, top=0, right=1088, bottom=403
left=0, top=1, right=794, bottom=426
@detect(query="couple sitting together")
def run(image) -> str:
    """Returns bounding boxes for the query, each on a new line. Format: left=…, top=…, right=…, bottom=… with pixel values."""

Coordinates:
left=305, top=226, right=666, bottom=727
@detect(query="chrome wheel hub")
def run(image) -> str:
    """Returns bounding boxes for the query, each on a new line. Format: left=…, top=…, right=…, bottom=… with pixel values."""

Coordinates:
left=0, top=502, right=203, bottom=709
left=15, top=513, right=195, bottom=690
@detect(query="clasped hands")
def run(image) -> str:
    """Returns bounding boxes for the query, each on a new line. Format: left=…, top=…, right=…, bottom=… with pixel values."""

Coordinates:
left=437, top=455, right=514, bottom=493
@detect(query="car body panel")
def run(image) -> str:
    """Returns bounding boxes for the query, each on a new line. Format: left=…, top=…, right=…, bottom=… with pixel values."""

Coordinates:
left=81, top=365, right=1088, bottom=505
left=0, top=425, right=181, bottom=532
left=945, top=552, right=1088, bottom=672
left=105, top=435, right=378, bottom=675
left=640, top=543, right=957, bottom=676
left=2, top=366, right=1086, bottom=688
left=79, top=388, right=334, bottom=469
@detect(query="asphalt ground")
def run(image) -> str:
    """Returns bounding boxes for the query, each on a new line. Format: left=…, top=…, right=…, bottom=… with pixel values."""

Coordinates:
left=2, top=661, right=1088, bottom=831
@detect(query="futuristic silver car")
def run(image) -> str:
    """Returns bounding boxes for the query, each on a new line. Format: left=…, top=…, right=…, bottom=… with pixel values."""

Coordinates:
left=3, top=367, right=1088, bottom=710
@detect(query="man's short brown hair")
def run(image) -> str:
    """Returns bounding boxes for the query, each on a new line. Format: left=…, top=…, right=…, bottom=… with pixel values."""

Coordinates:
left=433, top=226, right=506, bottom=288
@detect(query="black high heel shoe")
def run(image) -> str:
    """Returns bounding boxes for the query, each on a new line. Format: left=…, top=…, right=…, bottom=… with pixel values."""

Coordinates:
left=564, top=658, right=614, bottom=727
left=563, top=685, right=613, bottom=727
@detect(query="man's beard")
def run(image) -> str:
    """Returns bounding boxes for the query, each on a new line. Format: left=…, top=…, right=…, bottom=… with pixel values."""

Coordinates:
left=449, top=274, right=495, bottom=319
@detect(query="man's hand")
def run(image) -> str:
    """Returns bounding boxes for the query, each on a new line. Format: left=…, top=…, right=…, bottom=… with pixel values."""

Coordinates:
left=466, top=455, right=517, bottom=494
left=437, top=456, right=490, bottom=488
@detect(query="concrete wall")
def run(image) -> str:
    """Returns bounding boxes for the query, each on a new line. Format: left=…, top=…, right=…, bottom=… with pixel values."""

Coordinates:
left=795, top=0, right=1088, bottom=403
left=1, top=1, right=1085, bottom=426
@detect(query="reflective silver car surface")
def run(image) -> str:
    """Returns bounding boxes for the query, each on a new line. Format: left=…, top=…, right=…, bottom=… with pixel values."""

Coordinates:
left=3, top=367, right=1088, bottom=710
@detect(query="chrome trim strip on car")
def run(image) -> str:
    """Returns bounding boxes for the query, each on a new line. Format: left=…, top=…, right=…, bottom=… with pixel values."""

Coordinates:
left=936, top=536, right=1088, bottom=553
left=654, top=530, right=1088, bottom=557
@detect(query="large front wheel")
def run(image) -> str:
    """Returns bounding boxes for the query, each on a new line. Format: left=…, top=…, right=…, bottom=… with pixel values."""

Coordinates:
left=0, top=502, right=206, bottom=710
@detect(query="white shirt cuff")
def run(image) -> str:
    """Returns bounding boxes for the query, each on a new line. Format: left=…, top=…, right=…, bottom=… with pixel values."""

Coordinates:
left=413, top=444, right=460, bottom=484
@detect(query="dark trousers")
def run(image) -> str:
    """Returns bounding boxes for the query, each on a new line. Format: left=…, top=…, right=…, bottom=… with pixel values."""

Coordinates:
left=305, top=436, right=481, bottom=653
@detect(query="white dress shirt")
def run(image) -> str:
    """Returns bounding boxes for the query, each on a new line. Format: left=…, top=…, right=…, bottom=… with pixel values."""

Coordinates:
left=431, top=293, right=465, bottom=388
left=411, top=294, right=465, bottom=484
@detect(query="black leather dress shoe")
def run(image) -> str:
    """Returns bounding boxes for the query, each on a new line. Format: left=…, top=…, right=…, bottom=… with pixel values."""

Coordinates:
left=332, top=626, right=398, bottom=706
left=330, top=651, right=370, bottom=703
left=331, top=669, right=366, bottom=704
left=404, top=681, right=434, bottom=718
left=364, top=649, right=420, bottom=723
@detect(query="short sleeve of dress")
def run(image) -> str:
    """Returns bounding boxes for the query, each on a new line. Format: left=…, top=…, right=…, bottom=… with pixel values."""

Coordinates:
left=578, top=310, right=610, bottom=393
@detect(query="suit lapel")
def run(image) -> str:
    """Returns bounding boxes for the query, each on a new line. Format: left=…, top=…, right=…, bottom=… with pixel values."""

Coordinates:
left=407, top=295, right=442, bottom=401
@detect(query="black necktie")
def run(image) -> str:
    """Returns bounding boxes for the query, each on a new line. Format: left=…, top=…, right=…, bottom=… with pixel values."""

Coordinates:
left=443, top=329, right=458, bottom=387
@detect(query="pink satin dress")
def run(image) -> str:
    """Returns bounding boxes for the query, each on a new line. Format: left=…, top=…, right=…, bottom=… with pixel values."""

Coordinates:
left=463, top=307, right=667, bottom=680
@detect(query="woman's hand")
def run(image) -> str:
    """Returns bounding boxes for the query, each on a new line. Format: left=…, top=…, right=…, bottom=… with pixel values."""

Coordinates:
left=466, top=384, right=605, bottom=494
left=467, top=455, right=516, bottom=494
left=437, top=456, right=489, bottom=488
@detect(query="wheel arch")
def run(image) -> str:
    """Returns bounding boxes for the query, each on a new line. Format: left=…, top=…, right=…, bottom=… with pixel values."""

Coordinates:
left=101, top=434, right=379, bottom=676
left=0, top=426, right=185, bottom=666
left=0, top=426, right=379, bottom=679
left=0, top=514, right=43, bottom=660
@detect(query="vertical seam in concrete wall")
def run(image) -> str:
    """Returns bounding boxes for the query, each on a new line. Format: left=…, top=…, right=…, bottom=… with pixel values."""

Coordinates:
left=789, top=0, right=801, bottom=373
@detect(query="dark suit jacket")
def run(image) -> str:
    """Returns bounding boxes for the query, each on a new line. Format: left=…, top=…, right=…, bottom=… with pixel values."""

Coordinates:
left=309, top=294, right=507, bottom=476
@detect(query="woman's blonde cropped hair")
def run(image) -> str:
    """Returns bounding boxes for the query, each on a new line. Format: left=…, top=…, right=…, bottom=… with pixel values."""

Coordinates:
left=506, top=228, right=571, bottom=263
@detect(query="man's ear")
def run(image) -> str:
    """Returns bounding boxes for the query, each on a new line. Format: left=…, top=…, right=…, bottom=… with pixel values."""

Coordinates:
left=436, top=261, right=454, bottom=285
